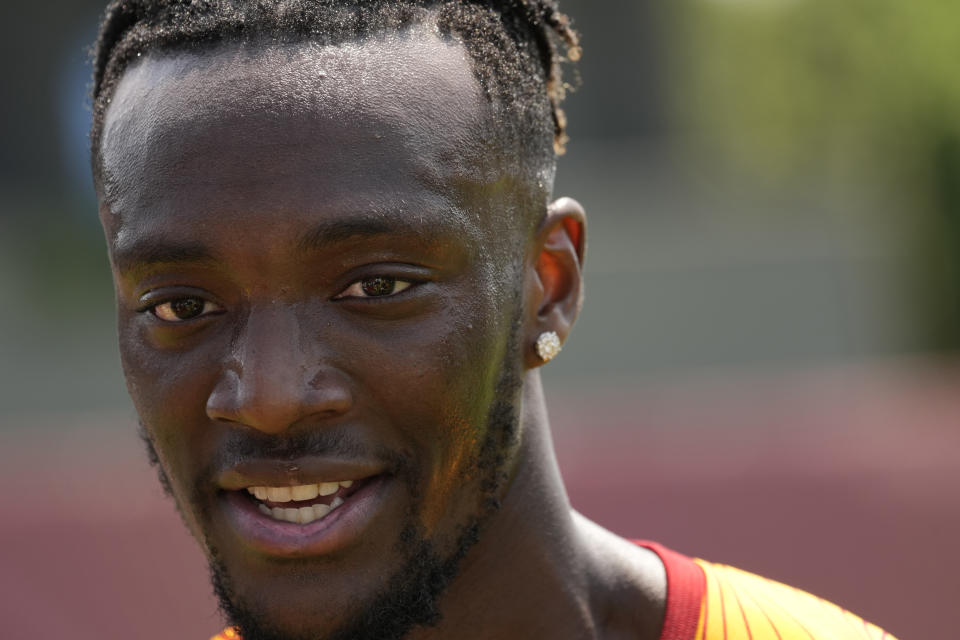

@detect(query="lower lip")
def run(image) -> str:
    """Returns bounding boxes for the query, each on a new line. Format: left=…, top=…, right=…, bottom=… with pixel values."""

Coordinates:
left=221, top=476, right=391, bottom=558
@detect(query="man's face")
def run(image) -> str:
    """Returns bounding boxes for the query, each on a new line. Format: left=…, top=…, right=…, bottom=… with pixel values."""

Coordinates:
left=97, top=30, right=535, bottom=639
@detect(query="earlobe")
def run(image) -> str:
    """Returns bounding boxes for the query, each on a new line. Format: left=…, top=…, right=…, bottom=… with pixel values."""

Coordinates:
left=524, top=197, right=586, bottom=369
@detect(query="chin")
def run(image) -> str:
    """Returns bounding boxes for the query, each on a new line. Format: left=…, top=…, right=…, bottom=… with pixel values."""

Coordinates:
left=209, top=552, right=388, bottom=640
left=204, top=536, right=403, bottom=639
left=206, top=518, right=479, bottom=640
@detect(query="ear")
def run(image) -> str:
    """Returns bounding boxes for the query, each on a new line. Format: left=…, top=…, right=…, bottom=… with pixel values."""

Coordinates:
left=524, top=197, right=586, bottom=370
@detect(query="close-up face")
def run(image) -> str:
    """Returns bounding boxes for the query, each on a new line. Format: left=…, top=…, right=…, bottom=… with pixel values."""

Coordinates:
left=97, top=29, right=541, bottom=640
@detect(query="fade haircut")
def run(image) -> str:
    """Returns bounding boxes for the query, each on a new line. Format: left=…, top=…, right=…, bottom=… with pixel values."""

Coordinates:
left=89, top=0, right=580, bottom=191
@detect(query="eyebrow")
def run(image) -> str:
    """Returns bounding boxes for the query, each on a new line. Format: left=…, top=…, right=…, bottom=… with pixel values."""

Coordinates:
left=295, top=216, right=406, bottom=253
left=112, top=214, right=453, bottom=277
left=112, top=240, right=216, bottom=277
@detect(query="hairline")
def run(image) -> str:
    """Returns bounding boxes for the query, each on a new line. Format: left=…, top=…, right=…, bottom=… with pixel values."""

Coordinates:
left=90, top=11, right=559, bottom=202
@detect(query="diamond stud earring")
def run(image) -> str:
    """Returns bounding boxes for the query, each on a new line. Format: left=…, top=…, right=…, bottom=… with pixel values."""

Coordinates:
left=535, top=331, right=562, bottom=363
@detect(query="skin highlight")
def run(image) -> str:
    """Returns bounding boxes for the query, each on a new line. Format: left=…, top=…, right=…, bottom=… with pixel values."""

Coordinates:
left=97, top=28, right=665, bottom=640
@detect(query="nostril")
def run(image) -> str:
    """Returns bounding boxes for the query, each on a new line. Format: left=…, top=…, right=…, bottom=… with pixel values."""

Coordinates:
left=206, top=365, right=353, bottom=433
left=308, top=368, right=336, bottom=390
left=205, top=367, right=243, bottom=423
left=307, top=369, right=354, bottom=413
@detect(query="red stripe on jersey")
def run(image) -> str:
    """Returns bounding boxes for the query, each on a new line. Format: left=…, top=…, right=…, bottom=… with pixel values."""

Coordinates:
left=718, top=579, right=728, bottom=640
left=633, top=541, right=705, bottom=640
left=732, top=588, right=753, bottom=640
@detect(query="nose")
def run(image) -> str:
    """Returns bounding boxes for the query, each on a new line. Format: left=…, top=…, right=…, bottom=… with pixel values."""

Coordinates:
left=205, top=306, right=353, bottom=434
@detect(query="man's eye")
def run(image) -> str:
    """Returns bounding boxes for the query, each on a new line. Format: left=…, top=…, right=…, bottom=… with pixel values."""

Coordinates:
left=337, top=276, right=413, bottom=299
left=150, top=297, right=221, bottom=322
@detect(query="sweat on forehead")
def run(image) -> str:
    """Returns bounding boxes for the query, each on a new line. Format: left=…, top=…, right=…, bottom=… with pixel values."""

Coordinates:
left=98, top=30, right=502, bottom=201
left=90, top=0, right=579, bottom=198
left=109, top=30, right=488, bottom=128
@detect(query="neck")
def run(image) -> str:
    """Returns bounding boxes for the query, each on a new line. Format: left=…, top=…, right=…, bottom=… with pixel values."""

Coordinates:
left=410, top=371, right=666, bottom=640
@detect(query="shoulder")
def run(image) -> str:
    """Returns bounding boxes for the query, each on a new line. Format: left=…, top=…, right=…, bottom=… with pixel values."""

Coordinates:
left=209, top=629, right=239, bottom=640
left=694, top=559, right=896, bottom=640
left=638, top=541, right=897, bottom=640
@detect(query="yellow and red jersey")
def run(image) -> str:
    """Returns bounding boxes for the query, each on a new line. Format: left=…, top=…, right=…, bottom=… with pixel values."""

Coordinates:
left=640, top=541, right=896, bottom=640
left=211, top=542, right=897, bottom=640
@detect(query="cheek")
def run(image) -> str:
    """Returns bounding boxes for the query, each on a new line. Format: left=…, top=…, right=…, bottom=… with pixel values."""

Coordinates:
left=341, top=289, right=515, bottom=527
left=120, top=324, right=210, bottom=418
left=117, top=312, right=228, bottom=490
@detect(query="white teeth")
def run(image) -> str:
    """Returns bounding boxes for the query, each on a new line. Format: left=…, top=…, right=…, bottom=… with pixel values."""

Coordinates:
left=266, top=486, right=292, bottom=502
left=255, top=502, right=334, bottom=525
left=245, top=480, right=356, bottom=504
left=291, top=484, right=319, bottom=501
left=247, top=479, right=358, bottom=523
left=261, top=503, right=340, bottom=525
left=318, top=482, right=339, bottom=496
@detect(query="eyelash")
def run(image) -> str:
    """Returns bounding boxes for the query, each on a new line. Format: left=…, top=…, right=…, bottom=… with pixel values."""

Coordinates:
left=144, top=297, right=223, bottom=323
left=335, top=275, right=415, bottom=300
left=140, top=275, right=419, bottom=323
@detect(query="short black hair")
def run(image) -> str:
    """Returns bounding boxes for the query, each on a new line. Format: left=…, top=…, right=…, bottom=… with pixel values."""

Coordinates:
left=90, top=0, right=580, bottom=186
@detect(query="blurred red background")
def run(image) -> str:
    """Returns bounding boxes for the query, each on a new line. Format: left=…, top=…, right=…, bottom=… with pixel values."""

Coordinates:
left=2, top=360, right=955, bottom=640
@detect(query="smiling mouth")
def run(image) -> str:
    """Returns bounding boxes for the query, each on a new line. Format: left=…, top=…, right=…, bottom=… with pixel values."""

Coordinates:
left=243, top=479, right=366, bottom=525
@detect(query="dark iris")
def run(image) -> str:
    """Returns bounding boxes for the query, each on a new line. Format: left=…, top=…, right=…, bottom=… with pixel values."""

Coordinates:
left=169, top=297, right=205, bottom=320
left=360, top=276, right=397, bottom=297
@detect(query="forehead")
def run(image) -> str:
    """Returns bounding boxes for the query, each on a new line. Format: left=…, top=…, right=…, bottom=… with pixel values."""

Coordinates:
left=98, top=29, right=509, bottom=249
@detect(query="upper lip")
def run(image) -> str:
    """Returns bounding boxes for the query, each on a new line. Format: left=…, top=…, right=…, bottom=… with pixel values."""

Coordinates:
left=215, top=455, right=388, bottom=490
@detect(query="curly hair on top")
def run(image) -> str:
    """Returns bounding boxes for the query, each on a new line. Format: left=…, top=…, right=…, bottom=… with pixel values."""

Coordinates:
left=90, top=0, right=580, bottom=180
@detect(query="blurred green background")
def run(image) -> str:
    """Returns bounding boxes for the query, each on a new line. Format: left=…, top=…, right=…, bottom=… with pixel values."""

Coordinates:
left=1, top=1, right=958, bottom=638
left=5, top=0, right=960, bottom=419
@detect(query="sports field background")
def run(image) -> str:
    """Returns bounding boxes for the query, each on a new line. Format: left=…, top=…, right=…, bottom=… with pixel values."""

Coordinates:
left=2, top=2, right=958, bottom=638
